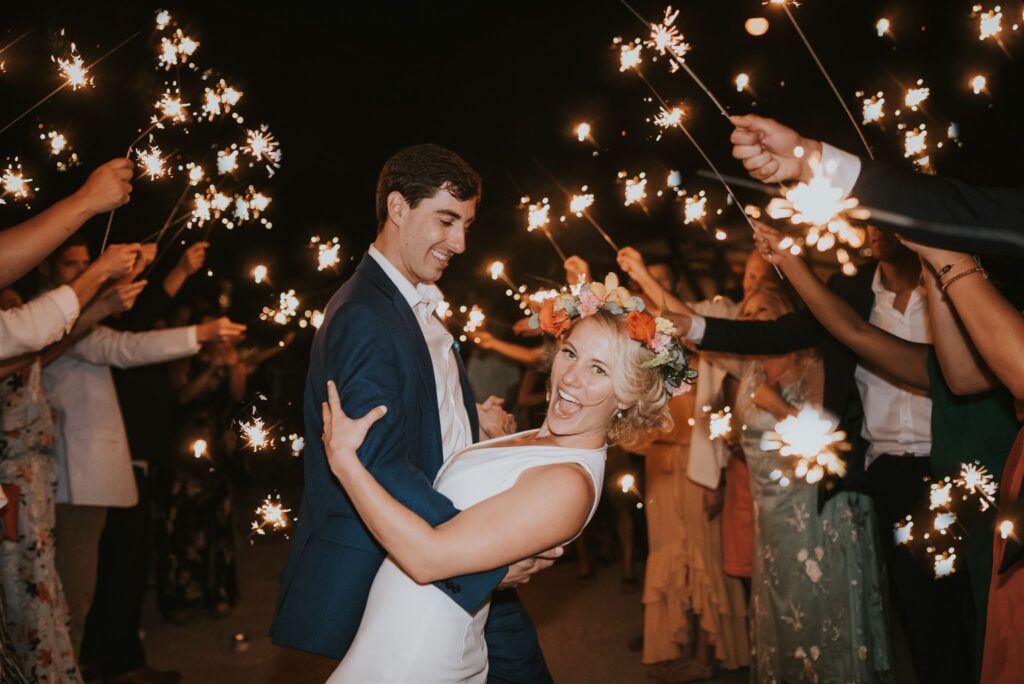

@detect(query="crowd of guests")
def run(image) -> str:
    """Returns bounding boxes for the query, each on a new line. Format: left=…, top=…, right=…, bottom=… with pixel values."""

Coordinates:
left=468, top=114, right=1024, bottom=683
left=0, top=159, right=294, bottom=684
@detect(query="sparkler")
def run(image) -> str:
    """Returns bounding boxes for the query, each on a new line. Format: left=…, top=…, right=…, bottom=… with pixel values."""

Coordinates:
left=934, top=512, right=957, bottom=533
left=253, top=264, right=268, bottom=284
left=876, top=18, right=891, bottom=37
left=135, top=145, right=169, bottom=180
left=488, top=261, right=518, bottom=291
left=929, top=481, right=953, bottom=510
left=683, top=191, right=708, bottom=225
left=575, top=122, right=592, bottom=143
left=760, top=407, right=849, bottom=486
left=155, top=9, right=172, bottom=30
left=54, top=44, right=93, bottom=90
left=970, top=74, right=988, bottom=94
left=531, top=157, right=620, bottom=252
left=619, top=473, right=637, bottom=494
left=706, top=405, right=733, bottom=440
left=201, top=79, right=244, bottom=120
left=954, top=462, right=999, bottom=512
left=999, top=520, right=1015, bottom=540
left=463, top=305, right=486, bottom=334
left=243, top=124, right=282, bottom=176
left=904, top=81, right=930, bottom=111
left=313, top=236, right=342, bottom=271
left=251, top=494, right=292, bottom=537
left=569, top=189, right=595, bottom=216
left=187, top=162, right=205, bottom=185
left=217, top=147, right=240, bottom=175
left=860, top=92, right=885, bottom=125
left=1, top=161, right=33, bottom=203
left=311, top=310, right=325, bottom=329
left=977, top=5, right=1003, bottom=41
left=521, top=195, right=569, bottom=261
left=623, top=173, right=648, bottom=207
left=933, top=549, right=957, bottom=578
left=766, top=0, right=875, bottom=158
left=904, top=125, right=928, bottom=159
left=894, top=517, right=914, bottom=545
left=290, top=435, right=305, bottom=457
left=191, top=439, right=208, bottom=459
left=734, top=72, right=751, bottom=93
left=239, top=411, right=272, bottom=451
left=158, top=29, right=200, bottom=70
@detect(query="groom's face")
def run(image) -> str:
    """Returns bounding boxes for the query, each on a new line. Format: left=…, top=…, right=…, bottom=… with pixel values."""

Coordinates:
left=392, top=185, right=476, bottom=284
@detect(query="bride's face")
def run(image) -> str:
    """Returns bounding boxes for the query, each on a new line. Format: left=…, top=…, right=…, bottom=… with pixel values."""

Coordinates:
left=546, top=317, right=625, bottom=439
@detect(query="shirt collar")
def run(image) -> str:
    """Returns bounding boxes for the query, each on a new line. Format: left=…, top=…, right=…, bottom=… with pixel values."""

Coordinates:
left=367, top=245, right=445, bottom=315
left=870, top=264, right=925, bottom=308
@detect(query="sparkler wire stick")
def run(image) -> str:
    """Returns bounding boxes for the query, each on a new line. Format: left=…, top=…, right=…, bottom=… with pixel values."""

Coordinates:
left=0, top=29, right=32, bottom=57
left=618, top=0, right=731, bottom=120
left=0, top=30, right=141, bottom=136
left=778, top=3, right=874, bottom=159
left=531, top=157, right=619, bottom=253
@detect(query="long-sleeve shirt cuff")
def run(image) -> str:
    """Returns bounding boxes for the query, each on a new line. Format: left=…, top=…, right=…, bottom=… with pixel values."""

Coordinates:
left=687, top=315, right=707, bottom=345
left=821, top=143, right=862, bottom=199
left=49, top=284, right=81, bottom=334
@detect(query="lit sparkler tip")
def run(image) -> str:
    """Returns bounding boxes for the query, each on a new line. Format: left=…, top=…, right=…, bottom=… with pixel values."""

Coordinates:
left=904, top=81, right=930, bottom=110
left=217, top=148, right=239, bottom=175
left=252, top=495, right=292, bottom=536
left=623, top=174, right=648, bottom=207
left=619, top=473, right=636, bottom=493
left=861, top=92, right=885, bottom=125
left=239, top=412, right=271, bottom=451
left=54, top=44, right=93, bottom=90
left=970, top=74, right=988, bottom=94
left=525, top=198, right=551, bottom=231
left=575, top=122, right=591, bottom=142
left=978, top=6, right=1004, bottom=41
left=653, top=106, right=685, bottom=130
left=894, top=518, right=914, bottom=545
left=934, top=549, right=957, bottom=578
left=617, top=40, right=644, bottom=72
left=683, top=191, right=708, bottom=225
left=155, top=9, right=172, bottom=30
left=735, top=73, right=750, bottom=91
left=999, top=520, right=1015, bottom=540
left=488, top=261, right=505, bottom=280
left=253, top=264, right=268, bottom=284
left=317, top=238, right=341, bottom=271
left=243, top=124, right=282, bottom=172
left=708, top=406, right=733, bottom=440
left=569, top=192, right=595, bottom=215
left=191, top=439, right=208, bottom=459
left=929, top=481, right=953, bottom=510
left=875, top=18, right=891, bottom=37
left=135, top=145, right=169, bottom=180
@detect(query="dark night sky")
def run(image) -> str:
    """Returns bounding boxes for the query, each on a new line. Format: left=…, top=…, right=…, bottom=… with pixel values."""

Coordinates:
left=2, top=1, right=1020, bottom=325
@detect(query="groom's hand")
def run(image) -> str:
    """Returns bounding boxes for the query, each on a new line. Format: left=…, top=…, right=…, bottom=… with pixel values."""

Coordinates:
left=477, top=396, right=516, bottom=439
left=498, top=546, right=564, bottom=589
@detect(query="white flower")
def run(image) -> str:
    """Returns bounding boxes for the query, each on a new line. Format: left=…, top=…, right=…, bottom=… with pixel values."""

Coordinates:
left=654, top=316, right=678, bottom=336
left=797, top=548, right=809, bottom=562
left=805, top=559, right=823, bottom=584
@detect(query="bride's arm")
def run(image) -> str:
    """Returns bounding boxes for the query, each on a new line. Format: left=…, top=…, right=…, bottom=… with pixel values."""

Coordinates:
left=322, top=381, right=594, bottom=584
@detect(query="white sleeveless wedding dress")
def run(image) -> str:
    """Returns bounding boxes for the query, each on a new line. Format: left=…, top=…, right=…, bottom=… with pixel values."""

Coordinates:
left=328, top=430, right=606, bottom=683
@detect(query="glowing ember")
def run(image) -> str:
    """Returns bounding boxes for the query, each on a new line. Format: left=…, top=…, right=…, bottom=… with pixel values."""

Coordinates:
left=135, top=145, right=168, bottom=180
left=54, top=44, right=92, bottom=90
left=861, top=92, right=885, bottom=124
left=684, top=191, right=707, bottom=224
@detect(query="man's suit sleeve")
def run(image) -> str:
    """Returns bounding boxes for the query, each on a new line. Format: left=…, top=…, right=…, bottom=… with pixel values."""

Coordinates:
left=698, top=308, right=822, bottom=356
left=324, top=305, right=505, bottom=611
left=854, top=160, right=1024, bottom=256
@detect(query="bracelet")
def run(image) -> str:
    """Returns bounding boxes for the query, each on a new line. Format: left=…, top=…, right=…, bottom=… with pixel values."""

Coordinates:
left=940, top=266, right=987, bottom=293
left=936, top=256, right=977, bottom=281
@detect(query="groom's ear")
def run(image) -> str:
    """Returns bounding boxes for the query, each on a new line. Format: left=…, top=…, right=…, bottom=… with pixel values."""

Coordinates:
left=386, top=191, right=409, bottom=228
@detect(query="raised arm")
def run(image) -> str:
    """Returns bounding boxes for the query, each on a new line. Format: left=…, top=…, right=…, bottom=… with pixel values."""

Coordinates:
left=321, top=381, right=593, bottom=584
left=616, top=247, right=691, bottom=316
left=473, top=330, right=546, bottom=367
left=0, top=159, right=133, bottom=287
left=756, top=222, right=931, bottom=390
left=909, top=243, right=1024, bottom=400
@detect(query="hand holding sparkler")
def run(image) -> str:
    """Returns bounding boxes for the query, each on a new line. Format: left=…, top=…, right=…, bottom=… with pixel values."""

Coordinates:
left=70, top=158, right=134, bottom=215
left=195, top=316, right=247, bottom=343
left=96, top=279, right=148, bottom=316
left=730, top=114, right=821, bottom=184
left=615, top=246, right=648, bottom=284
left=93, top=243, right=142, bottom=280
left=175, top=241, right=209, bottom=276
left=563, top=255, right=591, bottom=285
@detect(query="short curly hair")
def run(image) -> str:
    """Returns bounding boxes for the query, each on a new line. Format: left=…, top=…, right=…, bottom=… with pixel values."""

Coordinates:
left=561, top=310, right=673, bottom=451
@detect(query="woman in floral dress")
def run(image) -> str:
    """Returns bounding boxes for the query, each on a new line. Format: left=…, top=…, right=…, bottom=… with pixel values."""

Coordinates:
left=0, top=290, right=80, bottom=683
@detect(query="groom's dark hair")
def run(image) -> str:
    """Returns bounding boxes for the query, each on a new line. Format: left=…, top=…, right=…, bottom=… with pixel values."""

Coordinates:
left=376, top=144, right=482, bottom=230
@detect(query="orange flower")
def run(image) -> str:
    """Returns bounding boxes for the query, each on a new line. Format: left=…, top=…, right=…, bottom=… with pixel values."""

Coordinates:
left=625, top=310, right=656, bottom=346
left=538, top=299, right=573, bottom=337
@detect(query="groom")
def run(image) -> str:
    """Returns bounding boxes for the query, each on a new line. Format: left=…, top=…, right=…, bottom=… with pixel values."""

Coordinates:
left=271, top=144, right=556, bottom=682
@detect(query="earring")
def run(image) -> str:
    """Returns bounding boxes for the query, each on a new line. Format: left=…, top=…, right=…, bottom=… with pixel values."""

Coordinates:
left=616, top=409, right=624, bottom=419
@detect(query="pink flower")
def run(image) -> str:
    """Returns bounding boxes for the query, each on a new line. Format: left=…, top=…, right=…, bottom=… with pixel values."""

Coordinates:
left=578, top=290, right=602, bottom=317
left=672, top=383, right=692, bottom=396
left=650, top=332, right=672, bottom=353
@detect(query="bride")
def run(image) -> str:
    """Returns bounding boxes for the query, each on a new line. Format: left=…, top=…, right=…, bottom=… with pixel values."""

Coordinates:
left=322, top=277, right=695, bottom=683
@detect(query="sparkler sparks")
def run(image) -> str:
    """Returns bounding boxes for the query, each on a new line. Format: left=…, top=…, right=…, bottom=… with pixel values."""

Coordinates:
left=970, top=74, right=988, bottom=94
left=191, top=439, right=208, bottom=459
left=253, top=264, right=268, bottom=284
left=488, top=261, right=505, bottom=280
left=155, top=91, right=190, bottom=123
left=954, top=462, right=999, bottom=511
left=904, top=81, right=930, bottom=110
left=929, top=481, right=953, bottom=510
left=158, top=29, right=200, bottom=70
left=569, top=189, right=595, bottom=215
left=1000, top=520, right=1015, bottom=540
left=290, top=435, right=305, bottom=457
left=155, top=9, right=172, bottom=30
left=904, top=125, right=928, bottom=159
left=683, top=191, right=708, bottom=225
left=707, top=406, right=733, bottom=440
left=934, top=549, right=957, bottom=578
left=187, top=162, right=205, bottom=185
left=976, top=5, right=1004, bottom=41
left=251, top=494, right=292, bottom=537
left=217, top=147, right=239, bottom=175
left=761, top=407, right=848, bottom=485
left=54, top=44, right=92, bottom=90
left=861, top=92, right=885, bottom=124
left=876, top=18, right=891, bottom=37
left=653, top=105, right=685, bottom=130
left=934, top=512, right=957, bottom=532
left=618, top=40, right=644, bottom=72
left=314, top=237, right=341, bottom=271
left=243, top=124, right=282, bottom=175
left=201, top=79, right=244, bottom=120
left=735, top=72, right=750, bottom=92
left=894, top=518, right=914, bottom=545
left=619, top=473, right=637, bottom=494
left=135, top=145, right=169, bottom=180
left=311, top=310, right=324, bottom=329
left=463, top=305, right=486, bottom=334
left=645, top=6, right=690, bottom=62
left=239, top=411, right=271, bottom=451
left=623, top=174, right=648, bottom=207
left=575, top=122, right=591, bottom=142
left=525, top=198, right=551, bottom=232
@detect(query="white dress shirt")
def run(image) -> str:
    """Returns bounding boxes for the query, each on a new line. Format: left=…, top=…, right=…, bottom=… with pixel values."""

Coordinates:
left=44, top=324, right=201, bottom=507
left=0, top=285, right=79, bottom=360
left=855, top=268, right=932, bottom=467
left=368, top=247, right=473, bottom=460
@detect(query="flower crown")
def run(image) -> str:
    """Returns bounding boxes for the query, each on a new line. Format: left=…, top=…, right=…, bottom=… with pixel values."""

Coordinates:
left=529, top=273, right=697, bottom=397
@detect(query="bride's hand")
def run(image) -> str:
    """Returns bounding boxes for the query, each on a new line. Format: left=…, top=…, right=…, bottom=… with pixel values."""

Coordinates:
left=322, top=381, right=388, bottom=477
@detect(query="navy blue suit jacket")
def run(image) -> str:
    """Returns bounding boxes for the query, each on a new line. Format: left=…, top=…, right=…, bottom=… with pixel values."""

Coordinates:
left=270, top=253, right=506, bottom=659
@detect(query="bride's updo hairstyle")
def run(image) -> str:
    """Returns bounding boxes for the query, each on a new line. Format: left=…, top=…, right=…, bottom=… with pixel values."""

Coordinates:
left=532, top=272, right=698, bottom=452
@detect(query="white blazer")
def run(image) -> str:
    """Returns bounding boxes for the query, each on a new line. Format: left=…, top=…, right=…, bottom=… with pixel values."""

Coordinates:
left=43, top=324, right=201, bottom=507
left=686, top=296, right=740, bottom=490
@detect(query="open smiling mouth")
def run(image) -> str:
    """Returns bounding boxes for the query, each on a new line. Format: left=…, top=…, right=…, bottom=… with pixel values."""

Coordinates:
left=552, top=388, right=583, bottom=418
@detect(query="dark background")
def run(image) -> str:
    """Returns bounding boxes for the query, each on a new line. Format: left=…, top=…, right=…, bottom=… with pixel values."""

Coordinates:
left=2, top=0, right=1019, bottom=345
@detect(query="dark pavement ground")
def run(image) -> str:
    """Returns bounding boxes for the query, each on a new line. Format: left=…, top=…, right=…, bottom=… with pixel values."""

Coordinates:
left=139, top=490, right=749, bottom=684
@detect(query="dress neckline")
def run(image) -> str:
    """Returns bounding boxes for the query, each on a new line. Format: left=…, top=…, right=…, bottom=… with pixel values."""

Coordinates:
left=452, top=429, right=607, bottom=459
